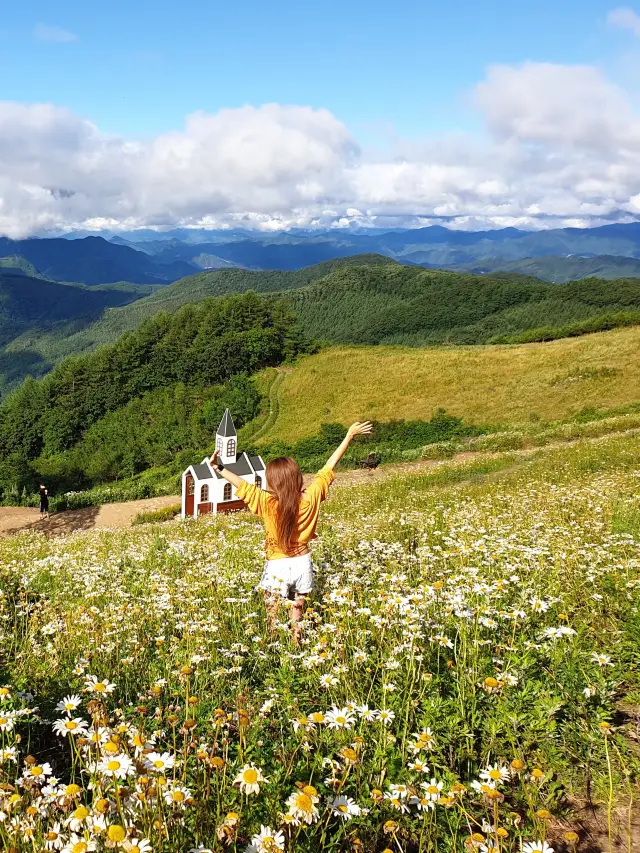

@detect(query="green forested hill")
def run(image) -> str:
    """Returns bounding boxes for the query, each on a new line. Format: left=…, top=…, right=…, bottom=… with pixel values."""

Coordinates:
left=459, top=254, right=640, bottom=282
left=283, top=264, right=640, bottom=345
left=5, top=254, right=640, bottom=394
left=0, top=271, right=156, bottom=395
left=0, top=292, right=305, bottom=499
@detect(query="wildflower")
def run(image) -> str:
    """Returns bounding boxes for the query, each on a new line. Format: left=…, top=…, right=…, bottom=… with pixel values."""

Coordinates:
left=530, top=598, right=550, bottom=613
left=325, top=706, right=356, bottom=730
left=43, top=822, right=66, bottom=850
left=357, top=705, right=377, bottom=721
left=164, top=783, right=193, bottom=807
left=144, top=751, right=176, bottom=773
left=591, top=652, right=613, bottom=667
left=319, top=674, right=339, bottom=688
left=124, top=839, right=152, bottom=853
left=331, top=795, right=361, bottom=819
left=62, top=835, right=97, bottom=852
left=285, top=789, right=320, bottom=824
left=479, top=764, right=510, bottom=785
left=97, top=754, right=135, bottom=779
left=422, top=778, right=443, bottom=802
left=384, top=792, right=410, bottom=813
left=23, top=761, right=53, bottom=781
left=55, top=695, right=82, bottom=714
left=233, top=764, right=267, bottom=795
left=407, top=758, right=430, bottom=773
left=308, top=711, right=326, bottom=725
left=377, top=709, right=395, bottom=726
left=523, top=843, right=554, bottom=853
left=52, top=718, right=89, bottom=738
left=83, top=676, right=116, bottom=694
left=0, top=712, right=16, bottom=732
left=245, top=825, right=285, bottom=853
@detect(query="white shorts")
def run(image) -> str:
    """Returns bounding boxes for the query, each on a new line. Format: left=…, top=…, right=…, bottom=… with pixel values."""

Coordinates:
left=258, top=554, right=314, bottom=599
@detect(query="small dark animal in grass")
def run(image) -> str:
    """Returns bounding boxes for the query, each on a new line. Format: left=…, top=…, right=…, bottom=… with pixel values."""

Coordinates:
left=359, top=452, right=380, bottom=470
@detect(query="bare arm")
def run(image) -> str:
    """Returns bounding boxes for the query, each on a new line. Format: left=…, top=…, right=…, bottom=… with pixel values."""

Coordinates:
left=210, top=450, right=245, bottom=490
left=324, top=422, right=373, bottom=471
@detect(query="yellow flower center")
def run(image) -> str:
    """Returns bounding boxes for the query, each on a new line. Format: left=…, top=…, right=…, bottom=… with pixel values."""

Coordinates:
left=95, top=798, right=110, bottom=813
left=484, top=677, right=498, bottom=688
left=0, top=718, right=7, bottom=726
left=66, top=721, right=78, bottom=730
left=427, top=785, right=439, bottom=795
left=65, top=703, right=75, bottom=710
left=107, top=760, right=121, bottom=771
left=72, top=843, right=88, bottom=853
left=94, top=682, right=106, bottom=692
left=66, top=784, right=81, bottom=796
left=489, top=769, right=501, bottom=780
left=172, top=790, right=185, bottom=802
left=104, top=742, right=119, bottom=754
left=296, top=793, right=313, bottom=812
left=153, top=760, right=164, bottom=768
left=46, top=831, right=59, bottom=840
left=339, top=804, right=349, bottom=812
left=74, top=806, right=90, bottom=820
left=335, top=716, right=346, bottom=724
left=31, top=766, right=43, bottom=776
left=107, top=824, right=126, bottom=842
left=131, top=847, right=140, bottom=853
left=243, top=768, right=258, bottom=784
left=0, top=688, right=9, bottom=696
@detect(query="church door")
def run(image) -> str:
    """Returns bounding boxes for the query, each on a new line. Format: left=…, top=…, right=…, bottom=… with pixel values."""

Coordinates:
left=185, top=475, right=195, bottom=517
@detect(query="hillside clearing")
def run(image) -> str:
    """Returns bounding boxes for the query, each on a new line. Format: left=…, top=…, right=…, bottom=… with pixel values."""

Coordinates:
left=255, top=325, right=640, bottom=443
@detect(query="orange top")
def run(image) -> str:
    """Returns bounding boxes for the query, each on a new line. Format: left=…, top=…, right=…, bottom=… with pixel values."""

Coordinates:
left=235, top=466, right=335, bottom=560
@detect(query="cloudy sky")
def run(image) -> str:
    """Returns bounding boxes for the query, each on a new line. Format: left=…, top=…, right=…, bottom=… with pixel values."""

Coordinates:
left=2, top=1, right=640, bottom=236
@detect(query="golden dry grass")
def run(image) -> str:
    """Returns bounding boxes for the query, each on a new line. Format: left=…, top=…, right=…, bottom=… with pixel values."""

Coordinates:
left=256, top=326, right=640, bottom=442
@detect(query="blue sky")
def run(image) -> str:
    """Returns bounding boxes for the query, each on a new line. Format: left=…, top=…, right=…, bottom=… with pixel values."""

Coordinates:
left=0, top=0, right=632, bottom=138
left=2, top=2, right=640, bottom=235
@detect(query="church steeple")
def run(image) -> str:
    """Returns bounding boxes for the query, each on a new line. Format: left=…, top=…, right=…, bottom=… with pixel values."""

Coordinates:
left=215, top=409, right=237, bottom=463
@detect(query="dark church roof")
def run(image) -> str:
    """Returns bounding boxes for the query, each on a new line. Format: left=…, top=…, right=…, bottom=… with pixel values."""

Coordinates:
left=192, top=462, right=213, bottom=480
left=250, top=455, right=265, bottom=472
left=217, top=408, right=237, bottom=437
left=214, top=452, right=253, bottom=478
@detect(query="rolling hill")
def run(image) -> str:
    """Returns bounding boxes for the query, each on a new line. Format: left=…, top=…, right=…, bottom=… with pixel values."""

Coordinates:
left=0, top=235, right=197, bottom=285
left=0, top=270, right=156, bottom=394
left=5, top=255, right=640, bottom=396
left=458, top=254, right=640, bottom=282
left=253, top=325, right=640, bottom=444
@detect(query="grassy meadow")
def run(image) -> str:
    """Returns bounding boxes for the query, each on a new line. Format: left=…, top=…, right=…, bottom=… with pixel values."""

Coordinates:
left=0, top=433, right=638, bottom=852
left=254, top=326, right=640, bottom=444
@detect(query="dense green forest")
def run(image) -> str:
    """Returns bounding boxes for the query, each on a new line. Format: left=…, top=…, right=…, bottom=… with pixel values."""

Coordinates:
left=0, top=292, right=306, bottom=500
left=284, top=263, right=640, bottom=345
left=8, top=255, right=640, bottom=393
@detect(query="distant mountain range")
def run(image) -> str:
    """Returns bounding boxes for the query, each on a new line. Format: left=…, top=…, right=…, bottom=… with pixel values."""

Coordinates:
left=5, top=221, right=640, bottom=286
left=0, top=236, right=195, bottom=285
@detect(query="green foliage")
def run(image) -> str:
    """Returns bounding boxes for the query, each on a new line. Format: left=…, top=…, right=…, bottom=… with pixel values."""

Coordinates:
left=488, top=309, right=640, bottom=344
left=0, top=292, right=306, bottom=501
left=249, top=411, right=482, bottom=473
left=282, top=265, right=640, bottom=346
left=131, top=504, right=181, bottom=525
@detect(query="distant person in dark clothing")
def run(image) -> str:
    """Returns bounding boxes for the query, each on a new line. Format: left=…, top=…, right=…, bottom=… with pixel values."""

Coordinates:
left=39, top=484, right=49, bottom=515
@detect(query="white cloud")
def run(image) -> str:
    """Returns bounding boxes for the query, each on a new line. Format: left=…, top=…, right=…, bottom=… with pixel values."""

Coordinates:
left=2, top=60, right=640, bottom=236
left=33, top=24, right=78, bottom=44
left=608, top=7, right=640, bottom=37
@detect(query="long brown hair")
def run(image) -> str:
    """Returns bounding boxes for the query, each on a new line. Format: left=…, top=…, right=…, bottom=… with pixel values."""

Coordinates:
left=267, top=457, right=303, bottom=554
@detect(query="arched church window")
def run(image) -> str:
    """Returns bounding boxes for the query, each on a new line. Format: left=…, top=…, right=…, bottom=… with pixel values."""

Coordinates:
left=187, top=478, right=195, bottom=496
left=255, top=475, right=262, bottom=488
left=223, top=482, right=232, bottom=501
left=200, top=484, right=209, bottom=502
left=227, top=439, right=236, bottom=457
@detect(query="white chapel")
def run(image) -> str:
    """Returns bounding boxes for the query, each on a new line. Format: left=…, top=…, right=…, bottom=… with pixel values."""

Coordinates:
left=181, top=409, right=267, bottom=518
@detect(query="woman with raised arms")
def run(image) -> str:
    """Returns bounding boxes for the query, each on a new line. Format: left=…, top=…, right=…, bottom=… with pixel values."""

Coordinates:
left=211, top=421, right=373, bottom=644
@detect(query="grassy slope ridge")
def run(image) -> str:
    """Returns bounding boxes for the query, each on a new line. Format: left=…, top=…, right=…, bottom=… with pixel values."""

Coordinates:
left=255, top=325, right=640, bottom=443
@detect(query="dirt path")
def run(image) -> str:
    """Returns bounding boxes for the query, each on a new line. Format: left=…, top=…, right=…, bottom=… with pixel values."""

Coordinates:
left=1, top=427, right=638, bottom=539
left=0, top=495, right=180, bottom=539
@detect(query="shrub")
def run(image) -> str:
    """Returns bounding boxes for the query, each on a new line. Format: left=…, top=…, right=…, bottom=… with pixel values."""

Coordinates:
left=132, top=504, right=181, bottom=526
